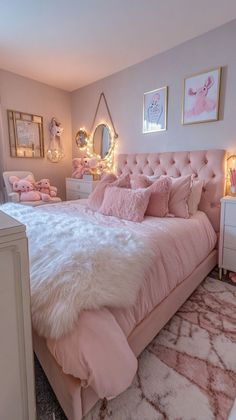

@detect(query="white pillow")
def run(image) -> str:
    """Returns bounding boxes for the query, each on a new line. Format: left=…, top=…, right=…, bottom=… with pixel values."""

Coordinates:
left=188, top=179, right=203, bottom=215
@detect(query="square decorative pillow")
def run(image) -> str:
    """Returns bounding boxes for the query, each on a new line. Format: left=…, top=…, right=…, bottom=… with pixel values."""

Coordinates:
left=187, top=178, right=203, bottom=215
left=132, top=175, right=171, bottom=217
left=167, top=175, right=192, bottom=218
left=99, top=186, right=151, bottom=222
left=87, top=173, right=117, bottom=211
left=88, top=174, right=131, bottom=211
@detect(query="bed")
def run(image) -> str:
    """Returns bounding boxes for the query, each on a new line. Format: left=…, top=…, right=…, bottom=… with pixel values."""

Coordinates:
left=3, top=149, right=226, bottom=419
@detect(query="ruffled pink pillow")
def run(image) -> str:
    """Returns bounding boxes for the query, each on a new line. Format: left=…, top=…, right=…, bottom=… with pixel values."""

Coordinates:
left=99, top=186, right=151, bottom=222
left=132, top=175, right=171, bottom=217
left=88, top=174, right=131, bottom=211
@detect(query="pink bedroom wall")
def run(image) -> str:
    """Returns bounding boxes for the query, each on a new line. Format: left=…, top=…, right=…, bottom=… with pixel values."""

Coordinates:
left=71, top=19, right=236, bottom=160
left=0, top=70, right=72, bottom=199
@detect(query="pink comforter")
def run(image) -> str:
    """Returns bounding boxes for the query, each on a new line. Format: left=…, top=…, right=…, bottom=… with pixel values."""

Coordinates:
left=40, top=200, right=217, bottom=399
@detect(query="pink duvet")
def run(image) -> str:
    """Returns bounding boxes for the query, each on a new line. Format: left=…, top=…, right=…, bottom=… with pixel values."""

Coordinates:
left=40, top=200, right=217, bottom=399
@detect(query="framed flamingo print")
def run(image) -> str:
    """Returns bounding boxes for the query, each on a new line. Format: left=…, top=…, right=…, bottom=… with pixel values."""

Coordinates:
left=182, top=67, right=221, bottom=125
left=143, top=86, right=168, bottom=133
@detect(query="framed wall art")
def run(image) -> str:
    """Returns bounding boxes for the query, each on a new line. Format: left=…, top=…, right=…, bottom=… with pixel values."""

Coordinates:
left=143, top=86, right=168, bottom=133
left=7, top=110, right=44, bottom=158
left=182, top=67, right=221, bottom=125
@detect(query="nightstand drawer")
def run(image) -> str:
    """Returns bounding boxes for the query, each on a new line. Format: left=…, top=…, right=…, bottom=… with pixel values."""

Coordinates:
left=224, top=226, right=236, bottom=250
left=222, top=248, right=236, bottom=272
left=225, top=203, right=236, bottom=227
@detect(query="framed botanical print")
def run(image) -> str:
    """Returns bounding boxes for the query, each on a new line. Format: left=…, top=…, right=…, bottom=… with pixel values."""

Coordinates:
left=7, top=110, right=44, bottom=158
left=182, top=67, right=221, bottom=125
left=143, top=86, right=168, bottom=133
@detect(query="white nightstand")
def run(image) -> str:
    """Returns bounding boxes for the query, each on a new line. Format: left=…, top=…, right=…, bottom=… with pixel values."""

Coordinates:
left=66, top=178, right=98, bottom=200
left=218, top=196, right=236, bottom=279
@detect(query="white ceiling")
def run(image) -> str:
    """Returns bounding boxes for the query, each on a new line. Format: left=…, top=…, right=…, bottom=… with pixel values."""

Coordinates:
left=0, top=0, right=236, bottom=92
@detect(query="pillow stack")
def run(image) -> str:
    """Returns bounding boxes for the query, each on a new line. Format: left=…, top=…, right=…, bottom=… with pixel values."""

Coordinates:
left=87, top=172, right=203, bottom=223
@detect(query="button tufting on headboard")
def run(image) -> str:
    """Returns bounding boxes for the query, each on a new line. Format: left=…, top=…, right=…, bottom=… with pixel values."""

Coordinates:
left=116, top=150, right=226, bottom=232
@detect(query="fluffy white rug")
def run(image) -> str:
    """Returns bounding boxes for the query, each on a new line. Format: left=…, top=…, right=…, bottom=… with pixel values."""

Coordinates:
left=2, top=203, right=153, bottom=339
left=84, top=277, right=236, bottom=420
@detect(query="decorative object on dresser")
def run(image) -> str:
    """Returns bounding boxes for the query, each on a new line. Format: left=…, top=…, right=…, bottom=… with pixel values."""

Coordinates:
left=219, top=196, right=236, bottom=280
left=3, top=171, right=62, bottom=206
left=46, top=117, right=64, bottom=163
left=71, top=156, right=99, bottom=180
left=66, top=177, right=98, bottom=200
left=143, top=86, right=168, bottom=133
left=7, top=110, right=44, bottom=158
left=182, top=67, right=221, bottom=125
left=0, top=210, right=36, bottom=420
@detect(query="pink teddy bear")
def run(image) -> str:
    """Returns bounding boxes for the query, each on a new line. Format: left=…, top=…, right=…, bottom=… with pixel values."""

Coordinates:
left=36, top=179, right=57, bottom=197
left=9, top=175, right=51, bottom=202
left=185, top=76, right=216, bottom=118
left=72, top=157, right=85, bottom=179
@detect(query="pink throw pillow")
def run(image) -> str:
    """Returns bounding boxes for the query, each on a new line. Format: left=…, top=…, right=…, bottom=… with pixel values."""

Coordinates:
left=146, top=178, right=171, bottom=217
left=132, top=174, right=152, bottom=189
left=187, top=178, right=203, bottom=215
left=99, top=186, right=151, bottom=222
left=88, top=174, right=131, bottom=211
left=167, top=175, right=192, bottom=218
left=132, top=175, right=171, bottom=217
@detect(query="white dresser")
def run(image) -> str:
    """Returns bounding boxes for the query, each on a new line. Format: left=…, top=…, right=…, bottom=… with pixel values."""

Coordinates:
left=219, top=196, right=236, bottom=279
left=66, top=178, right=98, bottom=200
left=0, top=210, right=36, bottom=420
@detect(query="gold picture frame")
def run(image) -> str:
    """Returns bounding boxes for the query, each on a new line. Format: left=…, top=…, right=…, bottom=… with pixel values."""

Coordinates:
left=182, top=67, right=221, bottom=125
left=7, top=110, right=44, bottom=158
left=143, top=86, right=168, bottom=133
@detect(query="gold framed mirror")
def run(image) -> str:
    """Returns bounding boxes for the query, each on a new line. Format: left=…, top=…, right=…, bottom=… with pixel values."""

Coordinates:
left=92, top=123, right=111, bottom=159
left=7, top=110, right=44, bottom=158
left=75, top=129, right=88, bottom=149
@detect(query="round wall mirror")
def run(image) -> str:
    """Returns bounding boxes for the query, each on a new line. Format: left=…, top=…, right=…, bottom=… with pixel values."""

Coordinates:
left=75, top=129, right=88, bottom=148
left=93, top=124, right=111, bottom=159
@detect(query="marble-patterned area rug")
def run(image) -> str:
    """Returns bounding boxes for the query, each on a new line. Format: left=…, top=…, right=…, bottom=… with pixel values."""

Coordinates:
left=36, top=276, right=236, bottom=420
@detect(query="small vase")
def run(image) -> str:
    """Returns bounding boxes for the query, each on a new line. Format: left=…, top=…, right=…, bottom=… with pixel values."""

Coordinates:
left=230, top=185, right=236, bottom=194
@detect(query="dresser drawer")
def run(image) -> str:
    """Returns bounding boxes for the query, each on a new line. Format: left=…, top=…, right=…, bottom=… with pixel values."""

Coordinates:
left=66, top=189, right=89, bottom=200
left=224, top=226, right=236, bottom=250
left=222, top=247, right=236, bottom=272
left=66, top=179, right=96, bottom=194
left=225, top=203, right=236, bottom=227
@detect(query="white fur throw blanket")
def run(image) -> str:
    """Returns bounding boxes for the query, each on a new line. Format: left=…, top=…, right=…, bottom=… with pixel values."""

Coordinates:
left=2, top=204, right=153, bottom=339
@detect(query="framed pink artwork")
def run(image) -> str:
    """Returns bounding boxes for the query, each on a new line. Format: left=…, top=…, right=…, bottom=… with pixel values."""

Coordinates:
left=182, top=67, right=221, bottom=125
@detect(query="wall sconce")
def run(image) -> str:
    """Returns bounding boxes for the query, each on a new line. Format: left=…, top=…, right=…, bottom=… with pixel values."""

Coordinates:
left=227, top=155, right=236, bottom=194
left=46, top=117, right=64, bottom=163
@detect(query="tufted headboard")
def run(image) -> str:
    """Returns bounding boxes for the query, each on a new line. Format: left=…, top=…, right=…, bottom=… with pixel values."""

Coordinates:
left=116, top=150, right=226, bottom=232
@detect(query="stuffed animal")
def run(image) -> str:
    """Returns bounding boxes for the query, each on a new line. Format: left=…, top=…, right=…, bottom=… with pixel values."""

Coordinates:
left=36, top=179, right=57, bottom=197
left=72, top=157, right=85, bottom=179
left=83, top=157, right=98, bottom=175
left=9, top=175, right=50, bottom=202
left=97, top=160, right=107, bottom=175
